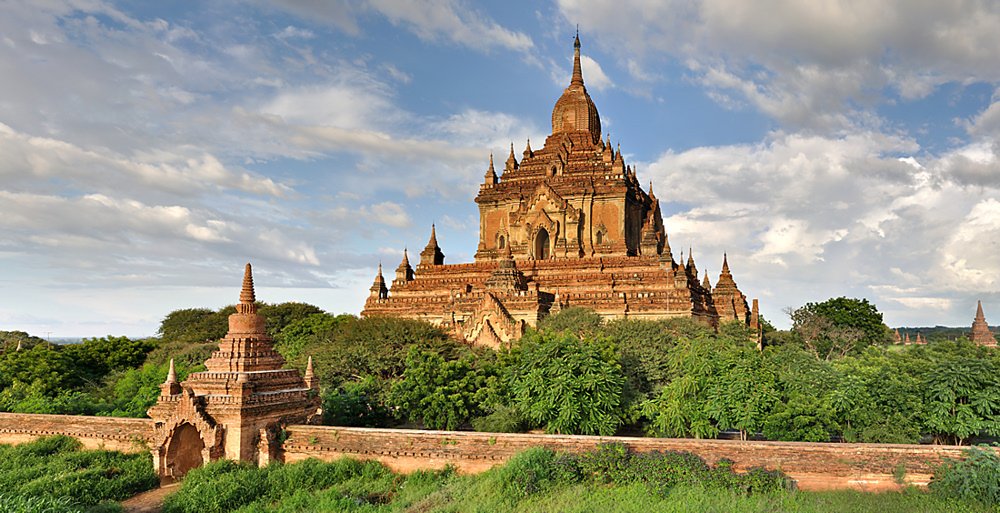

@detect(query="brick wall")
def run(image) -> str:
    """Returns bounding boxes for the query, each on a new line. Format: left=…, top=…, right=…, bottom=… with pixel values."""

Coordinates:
left=0, top=412, right=154, bottom=453
left=281, top=425, right=971, bottom=491
left=0, top=414, right=974, bottom=492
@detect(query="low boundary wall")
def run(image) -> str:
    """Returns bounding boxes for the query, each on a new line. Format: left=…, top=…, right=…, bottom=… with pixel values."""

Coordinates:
left=0, top=412, right=154, bottom=452
left=282, top=425, right=971, bottom=491
left=0, top=415, right=974, bottom=492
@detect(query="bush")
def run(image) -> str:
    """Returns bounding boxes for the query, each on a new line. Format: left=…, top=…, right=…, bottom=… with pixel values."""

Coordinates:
left=0, top=436, right=156, bottom=507
left=576, top=442, right=792, bottom=496
left=931, top=445, right=1000, bottom=504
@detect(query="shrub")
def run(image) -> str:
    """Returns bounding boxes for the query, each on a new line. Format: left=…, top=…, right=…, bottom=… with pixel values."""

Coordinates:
left=0, top=436, right=156, bottom=507
left=930, top=445, right=1000, bottom=504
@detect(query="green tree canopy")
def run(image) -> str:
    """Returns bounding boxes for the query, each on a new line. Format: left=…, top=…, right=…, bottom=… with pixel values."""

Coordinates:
left=503, top=331, right=626, bottom=436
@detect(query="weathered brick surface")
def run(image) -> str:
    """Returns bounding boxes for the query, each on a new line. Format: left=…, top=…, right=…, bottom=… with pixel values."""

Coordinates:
left=0, top=412, right=154, bottom=452
left=281, top=426, right=972, bottom=491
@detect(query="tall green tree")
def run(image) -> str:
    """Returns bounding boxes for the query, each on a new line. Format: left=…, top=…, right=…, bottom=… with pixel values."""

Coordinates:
left=923, top=358, right=1000, bottom=445
left=391, top=348, right=496, bottom=430
left=504, top=331, right=626, bottom=436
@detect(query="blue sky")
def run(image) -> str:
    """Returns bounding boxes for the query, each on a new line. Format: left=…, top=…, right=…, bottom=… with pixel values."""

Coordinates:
left=2, top=0, right=1000, bottom=337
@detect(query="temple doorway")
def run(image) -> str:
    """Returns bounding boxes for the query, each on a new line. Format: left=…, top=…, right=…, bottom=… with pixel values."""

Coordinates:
left=165, top=423, right=204, bottom=479
left=535, top=229, right=550, bottom=259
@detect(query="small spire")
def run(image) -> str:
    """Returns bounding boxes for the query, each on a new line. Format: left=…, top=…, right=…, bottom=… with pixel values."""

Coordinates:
left=165, top=359, right=178, bottom=384
left=237, top=263, right=257, bottom=315
left=305, top=356, right=315, bottom=379
left=571, top=30, right=584, bottom=87
left=401, top=248, right=409, bottom=266
left=489, top=153, right=495, bottom=172
left=523, top=138, right=532, bottom=158
left=16, top=339, right=22, bottom=351
left=506, top=142, right=518, bottom=170
left=649, top=181, right=654, bottom=196
left=722, top=253, right=730, bottom=272
left=976, top=300, right=986, bottom=321
left=429, top=224, right=438, bottom=246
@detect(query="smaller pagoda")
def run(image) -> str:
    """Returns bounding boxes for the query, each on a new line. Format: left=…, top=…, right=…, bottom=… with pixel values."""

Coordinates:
left=148, top=263, right=321, bottom=479
left=970, top=300, right=997, bottom=347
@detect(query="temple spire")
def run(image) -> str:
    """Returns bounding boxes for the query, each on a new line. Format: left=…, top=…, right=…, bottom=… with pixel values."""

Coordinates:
left=506, top=142, right=518, bottom=170
left=571, top=30, right=584, bottom=87
left=420, top=225, right=445, bottom=266
left=159, top=358, right=181, bottom=396
left=237, top=263, right=257, bottom=314
left=304, top=356, right=319, bottom=389
left=485, top=153, right=497, bottom=185
left=166, top=359, right=178, bottom=384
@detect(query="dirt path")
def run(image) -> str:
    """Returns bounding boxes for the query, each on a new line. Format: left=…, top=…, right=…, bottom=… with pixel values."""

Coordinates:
left=120, top=483, right=179, bottom=513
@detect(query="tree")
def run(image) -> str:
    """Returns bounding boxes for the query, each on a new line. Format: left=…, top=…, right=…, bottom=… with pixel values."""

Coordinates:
left=0, top=331, right=45, bottom=352
left=503, top=332, right=626, bottom=436
left=62, top=336, right=156, bottom=383
left=785, top=297, right=889, bottom=360
left=258, top=302, right=324, bottom=337
left=156, top=308, right=228, bottom=344
left=703, top=345, right=779, bottom=440
left=923, top=358, right=1000, bottom=445
left=803, top=297, right=890, bottom=348
left=785, top=306, right=866, bottom=360
left=390, top=348, right=496, bottom=430
left=535, top=307, right=604, bottom=338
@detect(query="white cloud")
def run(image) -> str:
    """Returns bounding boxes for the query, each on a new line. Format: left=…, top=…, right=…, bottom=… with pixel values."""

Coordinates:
left=366, top=0, right=533, bottom=52
left=643, top=128, right=1000, bottom=328
left=580, top=55, right=613, bottom=91
left=558, top=0, right=1000, bottom=131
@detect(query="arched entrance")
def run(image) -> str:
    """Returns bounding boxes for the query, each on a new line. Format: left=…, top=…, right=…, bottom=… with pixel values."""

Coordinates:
left=165, top=423, right=204, bottom=479
left=535, top=229, right=550, bottom=260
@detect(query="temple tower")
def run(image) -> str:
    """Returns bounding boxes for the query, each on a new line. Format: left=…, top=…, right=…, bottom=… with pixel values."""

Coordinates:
left=970, top=300, right=997, bottom=347
left=361, top=36, right=756, bottom=344
left=148, top=264, right=321, bottom=480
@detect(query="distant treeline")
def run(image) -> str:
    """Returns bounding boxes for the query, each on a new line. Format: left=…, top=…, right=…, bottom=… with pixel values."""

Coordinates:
left=896, top=326, right=998, bottom=342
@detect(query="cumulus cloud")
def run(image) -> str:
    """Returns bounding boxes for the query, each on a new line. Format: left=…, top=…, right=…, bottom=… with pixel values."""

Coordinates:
left=262, top=0, right=532, bottom=53
left=643, top=129, right=1000, bottom=328
left=558, top=0, right=1000, bottom=131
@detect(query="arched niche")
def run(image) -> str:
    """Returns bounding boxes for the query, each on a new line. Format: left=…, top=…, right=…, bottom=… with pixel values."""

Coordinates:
left=165, top=423, right=205, bottom=479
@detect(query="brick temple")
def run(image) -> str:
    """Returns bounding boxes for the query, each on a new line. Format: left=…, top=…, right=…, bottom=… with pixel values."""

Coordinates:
left=970, top=300, right=997, bottom=347
left=363, top=36, right=758, bottom=347
left=148, top=264, right=321, bottom=479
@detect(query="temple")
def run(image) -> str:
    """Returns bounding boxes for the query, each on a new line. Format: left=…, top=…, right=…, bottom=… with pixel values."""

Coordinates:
left=148, top=264, right=321, bottom=479
left=363, top=36, right=757, bottom=347
left=970, top=300, right=997, bottom=347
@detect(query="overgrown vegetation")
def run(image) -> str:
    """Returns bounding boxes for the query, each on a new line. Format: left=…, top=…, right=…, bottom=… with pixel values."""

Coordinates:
left=4, top=295, right=1000, bottom=448
left=157, top=448, right=1000, bottom=513
left=0, top=435, right=157, bottom=511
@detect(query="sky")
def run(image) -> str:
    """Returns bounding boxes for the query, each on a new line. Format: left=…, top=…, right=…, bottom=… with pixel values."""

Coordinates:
left=2, top=0, right=1000, bottom=338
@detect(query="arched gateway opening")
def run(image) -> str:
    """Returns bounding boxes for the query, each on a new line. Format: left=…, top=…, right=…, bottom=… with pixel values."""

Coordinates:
left=165, top=423, right=204, bottom=479
left=535, top=229, right=550, bottom=260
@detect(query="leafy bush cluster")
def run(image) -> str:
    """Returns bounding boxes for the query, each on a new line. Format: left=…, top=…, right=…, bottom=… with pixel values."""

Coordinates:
left=0, top=436, right=157, bottom=509
left=573, top=442, right=792, bottom=495
left=931, top=445, right=1000, bottom=505
left=161, top=457, right=396, bottom=513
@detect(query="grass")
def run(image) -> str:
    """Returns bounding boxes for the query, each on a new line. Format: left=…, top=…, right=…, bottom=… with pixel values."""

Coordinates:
left=158, top=445, right=997, bottom=513
left=0, top=435, right=157, bottom=512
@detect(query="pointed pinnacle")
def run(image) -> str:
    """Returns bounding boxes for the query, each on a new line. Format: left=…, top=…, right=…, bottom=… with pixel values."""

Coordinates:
left=571, top=33, right=584, bottom=87
left=166, top=359, right=178, bottom=384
